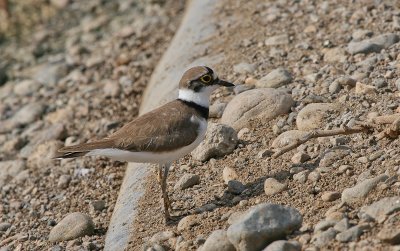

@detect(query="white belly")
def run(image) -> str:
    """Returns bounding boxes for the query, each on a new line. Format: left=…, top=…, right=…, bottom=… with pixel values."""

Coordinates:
left=87, top=117, right=207, bottom=164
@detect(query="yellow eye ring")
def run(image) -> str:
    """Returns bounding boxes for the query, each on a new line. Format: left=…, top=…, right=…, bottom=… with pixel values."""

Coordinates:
left=200, top=74, right=212, bottom=83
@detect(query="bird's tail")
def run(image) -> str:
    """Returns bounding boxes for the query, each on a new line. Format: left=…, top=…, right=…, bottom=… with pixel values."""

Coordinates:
left=54, top=139, right=115, bottom=159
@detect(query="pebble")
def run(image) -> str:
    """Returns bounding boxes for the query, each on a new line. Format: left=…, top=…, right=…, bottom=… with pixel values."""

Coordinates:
left=334, top=218, right=350, bottom=232
left=33, top=63, right=68, bottom=87
left=311, top=228, right=337, bottom=247
left=296, top=103, right=341, bottom=131
left=336, top=225, right=369, bottom=243
left=149, top=230, right=175, bottom=244
left=355, top=82, right=377, bottom=95
left=177, top=215, right=197, bottom=232
left=314, top=220, right=337, bottom=232
left=13, top=79, right=41, bottom=96
left=233, top=63, right=256, bottom=74
left=255, top=68, right=293, bottom=88
left=0, top=222, right=11, bottom=231
left=264, top=178, right=287, bottom=196
left=200, top=229, right=235, bottom=251
left=263, top=240, right=301, bottom=251
left=12, top=102, right=45, bottom=126
left=308, top=171, right=321, bottom=182
left=227, top=203, right=302, bottom=251
left=341, top=174, right=388, bottom=205
left=377, top=227, right=400, bottom=245
left=227, top=180, right=245, bottom=195
left=48, top=212, right=95, bottom=242
left=174, top=174, right=200, bottom=190
left=323, top=47, right=347, bottom=63
left=293, top=171, right=309, bottom=183
left=191, top=123, right=237, bottom=162
left=103, top=80, right=121, bottom=98
left=291, top=152, right=310, bottom=164
left=347, top=33, right=400, bottom=54
left=222, top=166, right=239, bottom=184
left=359, top=196, right=400, bottom=222
left=0, top=160, right=27, bottom=187
left=221, top=88, right=293, bottom=130
left=233, top=84, right=253, bottom=95
left=27, top=140, right=63, bottom=169
left=321, top=191, right=341, bottom=202
left=265, top=34, right=290, bottom=46
left=90, top=200, right=106, bottom=211
left=57, top=175, right=71, bottom=189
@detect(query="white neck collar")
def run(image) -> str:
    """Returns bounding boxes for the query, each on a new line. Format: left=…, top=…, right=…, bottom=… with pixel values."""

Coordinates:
left=178, top=86, right=217, bottom=108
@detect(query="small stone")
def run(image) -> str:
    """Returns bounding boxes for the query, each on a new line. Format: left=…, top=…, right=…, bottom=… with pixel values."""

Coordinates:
left=265, top=34, right=290, bottom=46
left=0, top=160, right=27, bottom=187
left=200, top=230, right=235, bottom=251
left=359, top=197, right=400, bottom=222
left=237, top=128, right=251, bottom=140
left=48, top=212, right=95, bottom=242
left=341, top=174, right=388, bottom=205
left=335, top=225, right=369, bottom=243
left=57, top=175, right=71, bottom=189
left=149, top=231, right=175, bottom=244
left=321, top=191, right=341, bottom=202
left=227, top=180, right=245, bottom=195
left=329, top=81, right=341, bottom=94
left=13, top=79, right=41, bottom=96
left=234, top=84, right=254, bottom=95
left=271, top=130, right=308, bottom=148
left=308, top=171, right=321, bottom=182
left=373, top=78, right=387, bottom=88
left=293, top=171, right=309, bottom=183
left=174, top=174, right=200, bottom=190
left=347, top=33, right=400, bottom=54
left=263, top=240, right=301, bottom=251
left=291, top=152, right=310, bottom=164
left=256, top=68, right=293, bottom=88
left=355, top=82, right=376, bottom=95
left=222, top=166, right=239, bottom=184
left=314, top=220, right=337, bottom=232
left=90, top=200, right=106, bottom=211
left=227, top=203, right=302, bottom=251
left=311, top=228, right=337, bottom=247
left=177, top=215, right=197, bottom=232
left=334, top=218, right=350, bottom=232
left=264, top=178, right=287, bottom=196
left=323, top=47, right=347, bottom=63
left=233, top=63, right=256, bottom=74
left=377, top=227, right=400, bottom=244
left=191, top=123, right=237, bottom=162
left=258, top=149, right=273, bottom=158
left=103, top=80, right=121, bottom=98
left=0, top=223, right=11, bottom=231
left=12, top=102, right=45, bottom=126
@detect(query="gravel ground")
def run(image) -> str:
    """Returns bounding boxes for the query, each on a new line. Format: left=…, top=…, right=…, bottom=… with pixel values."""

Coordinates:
left=0, top=0, right=183, bottom=250
left=131, top=0, right=400, bottom=250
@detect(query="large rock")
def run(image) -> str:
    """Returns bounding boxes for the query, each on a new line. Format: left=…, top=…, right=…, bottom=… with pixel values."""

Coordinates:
left=347, top=33, right=400, bottom=54
left=49, top=212, right=95, bottom=242
left=255, top=68, right=293, bottom=88
left=200, top=230, right=235, bottom=251
left=359, top=197, right=400, bottom=222
left=341, top=174, right=388, bottom=205
left=191, top=123, right=237, bottom=162
left=227, top=203, right=302, bottom=251
left=221, top=88, right=293, bottom=130
left=0, top=160, right=26, bottom=187
left=296, top=103, right=341, bottom=131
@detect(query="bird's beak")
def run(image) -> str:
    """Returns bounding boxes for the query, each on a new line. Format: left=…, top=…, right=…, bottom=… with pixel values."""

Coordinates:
left=217, top=79, right=235, bottom=87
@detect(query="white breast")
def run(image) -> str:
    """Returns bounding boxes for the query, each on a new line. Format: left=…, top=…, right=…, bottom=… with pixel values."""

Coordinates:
left=87, top=116, right=208, bottom=164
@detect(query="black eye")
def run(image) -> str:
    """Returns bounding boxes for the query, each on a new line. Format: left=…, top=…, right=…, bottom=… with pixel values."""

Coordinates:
left=200, top=74, right=212, bottom=83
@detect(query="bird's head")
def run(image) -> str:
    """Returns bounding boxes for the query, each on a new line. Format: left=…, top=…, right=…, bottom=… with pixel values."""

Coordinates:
left=178, top=66, right=234, bottom=107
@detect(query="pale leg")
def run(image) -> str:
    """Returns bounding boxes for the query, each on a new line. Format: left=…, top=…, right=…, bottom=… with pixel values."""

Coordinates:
left=157, top=164, right=171, bottom=221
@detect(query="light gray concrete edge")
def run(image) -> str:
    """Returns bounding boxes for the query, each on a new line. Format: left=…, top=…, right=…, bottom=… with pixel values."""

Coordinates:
left=104, top=0, right=224, bottom=249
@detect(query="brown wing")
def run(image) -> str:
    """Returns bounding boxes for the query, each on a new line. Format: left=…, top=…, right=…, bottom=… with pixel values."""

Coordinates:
left=108, top=100, right=200, bottom=152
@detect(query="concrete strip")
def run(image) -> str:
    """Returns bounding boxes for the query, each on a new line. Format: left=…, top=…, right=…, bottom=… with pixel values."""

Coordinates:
left=104, top=0, right=223, bottom=249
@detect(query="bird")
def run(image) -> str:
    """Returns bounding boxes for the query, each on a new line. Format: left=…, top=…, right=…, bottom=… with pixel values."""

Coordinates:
left=54, top=66, right=234, bottom=221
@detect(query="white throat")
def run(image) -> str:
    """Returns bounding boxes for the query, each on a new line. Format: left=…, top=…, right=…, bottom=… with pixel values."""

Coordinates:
left=178, top=86, right=217, bottom=108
